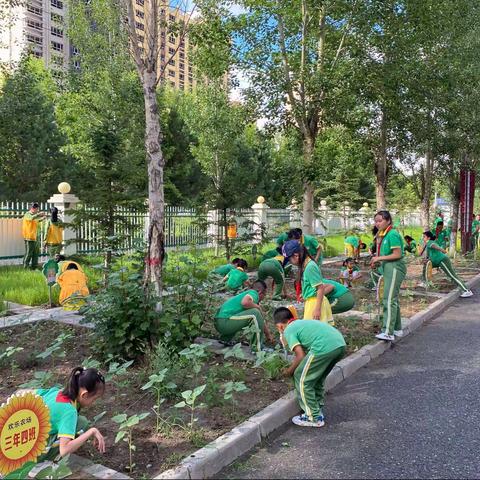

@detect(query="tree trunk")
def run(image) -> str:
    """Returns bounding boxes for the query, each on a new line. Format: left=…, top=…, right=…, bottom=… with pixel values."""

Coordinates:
left=143, top=69, right=165, bottom=302
left=375, top=107, right=388, bottom=211
left=302, top=137, right=315, bottom=234
left=419, top=149, right=434, bottom=230
left=450, top=193, right=460, bottom=256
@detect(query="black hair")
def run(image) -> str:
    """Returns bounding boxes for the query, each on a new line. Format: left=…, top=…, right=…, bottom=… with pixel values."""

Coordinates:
left=404, top=235, right=413, bottom=242
left=62, top=367, right=105, bottom=402
left=55, top=254, right=66, bottom=262
left=437, top=221, right=444, bottom=227
left=66, top=263, right=78, bottom=270
left=253, top=279, right=267, bottom=292
left=275, top=246, right=282, bottom=254
left=359, top=242, right=367, bottom=250
left=31, top=202, right=39, bottom=209
left=50, top=207, right=59, bottom=223
left=273, top=307, right=293, bottom=324
left=343, top=257, right=354, bottom=266
left=237, top=259, right=248, bottom=270
left=423, top=231, right=435, bottom=240
left=374, top=210, right=393, bottom=224
left=295, top=245, right=312, bottom=285
left=287, top=229, right=302, bottom=240
left=372, top=226, right=379, bottom=236
left=231, top=258, right=240, bottom=265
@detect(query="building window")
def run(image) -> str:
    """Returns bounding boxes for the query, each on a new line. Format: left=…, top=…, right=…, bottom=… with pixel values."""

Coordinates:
left=180, top=40, right=185, bottom=47
left=26, top=34, right=42, bottom=45
left=73, top=60, right=81, bottom=69
left=72, top=46, right=80, bottom=55
left=168, top=47, right=175, bottom=55
left=135, top=9, right=144, bottom=19
left=51, top=12, right=63, bottom=23
left=179, top=73, right=184, bottom=80
left=135, top=21, right=144, bottom=30
left=161, top=8, right=165, bottom=14
left=168, top=59, right=175, bottom=66
left=179, top=62, right=184, bottom=70
left=168, top=35, right=175, bottom=44
left=51, top=26, right=63, bottom=38
left=32, top=50, right=43, bottom=58
left=27, top=4, right=42, bottom=15
left=168, top=69, right=175, bottom=77
left=136, top=0, right=144, bottom=5
left=51, top=41, right=63, bottom=51
left=26, top=19, right=42, bottom=31
left=169, top=14, right=175, bottom=22
left=51, top=0, right=63, bottom=9
left=179, top=52, right=184, bottom=59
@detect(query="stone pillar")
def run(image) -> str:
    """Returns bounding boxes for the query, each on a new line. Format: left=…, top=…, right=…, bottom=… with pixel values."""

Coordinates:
left=207, top=208, right=221, bottom=251
left=358, top=202, right=370, bottom=231
left=288, top=198, right=301, bottom=229
left=251, top=196, right=269, bottom=242
left=47, top=182, right=80, bottom=256
left=317, top=200, right=328, bottom=235
left=342, top=201, right=351, bottom=230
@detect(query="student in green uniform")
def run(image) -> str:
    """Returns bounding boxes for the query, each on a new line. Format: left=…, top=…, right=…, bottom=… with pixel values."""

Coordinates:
left=257, top=254, right=288, bottom=300
left=340, top=257, right=362, bottom=287
left=274, top=307, right=346, bottom=428
left=282, top=240, right=333, bottom=323
left=214, top=280, right=274, bottom=351
left=210, top=258, right=240, bottom=277
left=22, top=202, right=46, bottom=269
left=370, top=210, right=406, bottom=342
left=420, top=231, right=473, bottom=297
left=321, top=279, right=355, bottom=314
left=344, top=233, right=360, bottom=259
left=471, top=214, right=480, bottom=251
left=224, top=259, right=249, bottom=291
left=26, top=367, right=106, bottom=460
left=289, top=228, right=322, bottom=264
left=433, top=222, right=448, bottom=250
left=432, top=211, right=444, bottom=231
left=276, top=231, right=289, bottom=248
left=261, top=247, right=282, bottom=262
left=404, top=235, right=417, bottom=254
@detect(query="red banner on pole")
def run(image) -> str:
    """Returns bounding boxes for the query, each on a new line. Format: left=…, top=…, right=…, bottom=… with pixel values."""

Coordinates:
left=459, top=170, right=475, bottom=253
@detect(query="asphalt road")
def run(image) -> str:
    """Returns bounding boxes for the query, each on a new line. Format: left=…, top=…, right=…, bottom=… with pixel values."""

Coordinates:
left=220, top=291, right=480, bottom=479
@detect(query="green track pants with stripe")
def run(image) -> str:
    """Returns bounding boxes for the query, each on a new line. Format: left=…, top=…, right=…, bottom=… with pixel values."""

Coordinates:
left=23, top=240, right=39, bottom=269
left=214, top=308, right=265, bottom=352
left=426, top=257, right=468, bottom=293
left=330, top=291, right=355, bottom=314
left=381, top=259, right=406, bottom=335
left=293, top=346, right=345, bottom=421
left=257, top=260, right=284, bottom=299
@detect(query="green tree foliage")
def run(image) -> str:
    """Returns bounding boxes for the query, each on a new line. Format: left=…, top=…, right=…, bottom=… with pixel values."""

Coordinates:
left=0, top=57, right=66, bottom=200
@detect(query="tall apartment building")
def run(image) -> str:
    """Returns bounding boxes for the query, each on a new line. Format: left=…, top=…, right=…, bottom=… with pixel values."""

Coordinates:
left=133, top=1, right=196, bottom=91
left=0, top=0, right=76, bottom=74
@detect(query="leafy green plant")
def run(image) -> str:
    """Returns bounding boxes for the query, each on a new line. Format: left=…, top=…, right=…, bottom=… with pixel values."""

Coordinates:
left=104, top=359, right=134, bottom=382
left=34, top=455, right=73, bottom=479
left=0, top=346, right=24, bottom=374
left=20, top=370, right=57, bottom=389
left=222, top=381, right=250, bottom=410
left=174, top=385, right=206, bottom=434
left=257, top=353, right=289, bottom=380
left=112, top=412, right=150, bottom=472
left=221, top=343, right=247, bottom=360
left=179, top=343, right=210, bottom=375
left=204, top=362, right=246, bottom=408
left=36, top=333, right=73, bottom=367
left=141, top=368, right=177, bottom=433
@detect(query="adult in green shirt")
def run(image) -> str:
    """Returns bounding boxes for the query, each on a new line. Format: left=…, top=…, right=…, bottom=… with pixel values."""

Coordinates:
left=420, top=231, right=472, bottom=297
left=214, top=281, right=274, bottom=351
left=320, top=279, right=355, bottom=314
left=274, top=307, right=346, bottom=428
left=370, top=210, right=406, bottom=342
left=471, top=214, right=480, bottom=251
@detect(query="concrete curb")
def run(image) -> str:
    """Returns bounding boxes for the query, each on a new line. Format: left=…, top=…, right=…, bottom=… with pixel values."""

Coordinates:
left=155, top=272, right=480, bottom=480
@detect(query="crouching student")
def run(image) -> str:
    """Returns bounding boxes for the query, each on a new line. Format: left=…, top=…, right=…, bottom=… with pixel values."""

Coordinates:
left=404, top=235, right=417, bottom=255
left=274, top=307, right=346, bottom=428
left=21, top=367, right=106, bottom=461
left=321, top=279, right=355, bottom=314
left=340, top=257, right=362, bottom=287
left=257, top=254, right=288, bottom=300
left=57, top=262, right=90, bottom=308
left=214, top=280, right=275, bottom=352
left=224, top=259, right=249, bottom=292
left=210, top=258, right=240, bottom=278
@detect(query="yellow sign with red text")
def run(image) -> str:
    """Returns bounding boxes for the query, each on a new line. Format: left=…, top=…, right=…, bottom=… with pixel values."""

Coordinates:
left=0, top=392, right=51, bottom=475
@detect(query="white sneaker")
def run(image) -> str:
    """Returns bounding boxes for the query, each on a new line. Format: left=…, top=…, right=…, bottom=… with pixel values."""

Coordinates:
left=375, top=332, right=395, bottom=341
left=460, top=290, right=473, bottom=298
left=394, top=330, right=404, bottom=337
left=292, top=414, right=325, bottom=428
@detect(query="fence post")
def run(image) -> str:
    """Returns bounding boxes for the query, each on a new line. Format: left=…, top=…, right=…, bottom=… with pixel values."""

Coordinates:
left=251, top=196, right=269, bottom=243
left=207, top=209, right=220, bottom=253
left=47, top=183, right=80, bottom=256
left=288, top=198, right=301, bottom=229
left=317, top=200, right=328, bottom=235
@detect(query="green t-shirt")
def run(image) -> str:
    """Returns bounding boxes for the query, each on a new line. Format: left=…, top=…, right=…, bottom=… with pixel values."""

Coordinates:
left=276, top=232, right=288, bottom=247
left=378, top=228, right=404, bottom=257
left=216, top=289, right=259, bottom=318
left=433, top=216, right=444, bottom=229
left=261, top=249, right=279, bottom=261
left=426, top=239, right=446, bottom=267
left=302, top=235, right=319, bottom=257
left=284, top=319, right=346, bottom=356
left=344, top=235, right=359, bottom=248
left=36, top=387, right=78, bottom=439
left=435, top=230, right=448, bottom=249
left=226, top=268, right=248, bottom=290
left=405, top=240, right=417, bottom=253
left=472, top=220, right=480, bottom=234
left=302, top=259, right=323, bottom=300
left=322, top=279, right=348, bottom=301
left=212, top=263, right=235, bottom=276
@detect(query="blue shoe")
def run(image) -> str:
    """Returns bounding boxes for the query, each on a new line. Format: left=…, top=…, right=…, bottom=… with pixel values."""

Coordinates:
left=292, top=413, right=325, bottom=428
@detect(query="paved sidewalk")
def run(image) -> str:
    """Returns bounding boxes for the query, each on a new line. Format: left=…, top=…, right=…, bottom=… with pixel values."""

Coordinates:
left=221, top=290, right=480, bottom=479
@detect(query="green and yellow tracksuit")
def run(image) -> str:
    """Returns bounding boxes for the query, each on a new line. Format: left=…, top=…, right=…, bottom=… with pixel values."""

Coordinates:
left=378, top=228, right=406, bottom=335
left=301, top=259, right=333, bottom=323
left=424, top=240, right=468, bottom=292
left=44, top=221, right=63, bottom=257
left=225, top=267, right=248, bottom=291
left=214, top=290, right=265, bottom=351
left=323, top=279, right=355, bottom=314
left=404, top=240, right=417, bottom=254
left=257, top=256, right=285, bottom=300
left=284, top=320, right=346, bottom=421
left=22, top=211, right=43, bottom=269
left=211, top=263, right=235, bottom=277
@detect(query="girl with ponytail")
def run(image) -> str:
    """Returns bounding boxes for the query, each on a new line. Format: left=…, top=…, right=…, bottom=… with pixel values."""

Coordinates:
left=35, top=366, right=106, bottom=459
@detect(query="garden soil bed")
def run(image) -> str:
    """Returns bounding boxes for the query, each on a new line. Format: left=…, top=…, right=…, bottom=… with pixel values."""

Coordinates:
left=0, top=321, right=290, bottom=477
